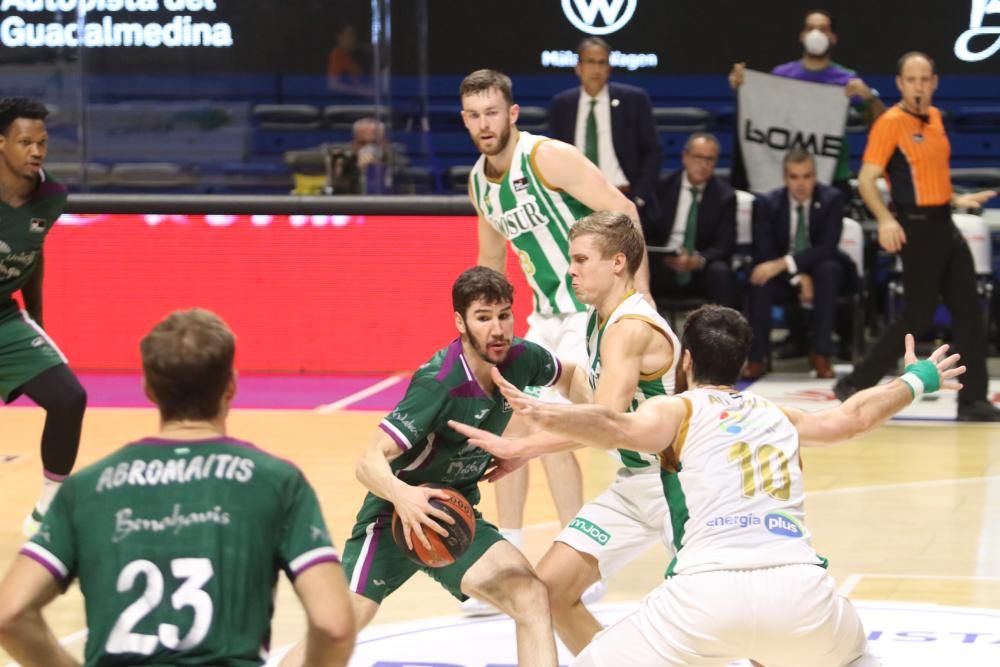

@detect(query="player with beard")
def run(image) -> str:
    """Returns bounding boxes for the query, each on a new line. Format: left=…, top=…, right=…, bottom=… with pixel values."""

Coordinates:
left=280, top=267, right=590, bottom=667
left=461, top=70, right=649, bottom=611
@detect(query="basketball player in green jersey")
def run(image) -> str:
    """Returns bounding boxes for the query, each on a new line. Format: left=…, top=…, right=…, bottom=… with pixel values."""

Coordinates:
left=466, top=310, right=963, bottom=667
left=451, top=211, right=680, bottom=654
left=0, top=98, right=87, bottom=537
left=279, top=267, right=590, bottom=667
left=0, top=309, right=356, bottom=667
left=461, top=70, right=651, bottom=590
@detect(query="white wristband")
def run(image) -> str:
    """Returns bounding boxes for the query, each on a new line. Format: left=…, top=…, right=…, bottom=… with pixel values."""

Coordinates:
left=899, top=372, right=924, bottom=399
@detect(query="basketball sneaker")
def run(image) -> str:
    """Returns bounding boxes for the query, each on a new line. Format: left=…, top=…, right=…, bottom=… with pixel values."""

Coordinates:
left=581, top=580, right=607, bottom=606
left=458, top=595, right=501, bottom=617
left=22, top=507, right=44, bottom=538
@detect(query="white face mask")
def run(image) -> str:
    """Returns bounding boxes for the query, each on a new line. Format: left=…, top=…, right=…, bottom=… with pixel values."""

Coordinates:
left=803, top=29, right=830, bottom=56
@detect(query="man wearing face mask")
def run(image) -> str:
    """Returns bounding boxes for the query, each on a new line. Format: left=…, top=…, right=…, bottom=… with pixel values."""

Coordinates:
left=729, top=9, right=885, bottom=190
left=833, top=52, right=999, bottom=421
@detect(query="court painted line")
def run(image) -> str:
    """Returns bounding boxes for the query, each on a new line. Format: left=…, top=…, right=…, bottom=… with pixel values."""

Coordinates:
left=807, top=474, right=1000, bottom=498
left=838, top=572, right=1000, bottom=599
left=315, top=373, right=408, bottom=413
left=4, top=628, right=87, bottom=666
left=839, top=573, right=864, bottom=596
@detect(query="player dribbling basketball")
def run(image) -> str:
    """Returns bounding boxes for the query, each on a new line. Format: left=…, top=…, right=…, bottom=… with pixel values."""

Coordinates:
left=280, top=267, right=591, bottom=667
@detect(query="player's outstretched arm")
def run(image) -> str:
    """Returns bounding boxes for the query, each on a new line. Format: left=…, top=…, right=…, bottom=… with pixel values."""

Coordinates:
left=355, top=431, right=455, bottom=550
left=789, top=334, right=965, bottom=446
left=461, top=366, right=684, bottom=454
left=293, top=562, right=356, bottom=667
left=0, top=556, right=79, bottom=667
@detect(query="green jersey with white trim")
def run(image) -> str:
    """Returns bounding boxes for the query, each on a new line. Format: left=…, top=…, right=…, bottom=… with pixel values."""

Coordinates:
left=23, top=436, right=339, bottom=667
left=587, top=291, right=678, bottom=470
left=0, top=170, right=66, bottom=323
left=361, top=336, right=561, bottom=522
left=469, top=131, right=590, bottom=317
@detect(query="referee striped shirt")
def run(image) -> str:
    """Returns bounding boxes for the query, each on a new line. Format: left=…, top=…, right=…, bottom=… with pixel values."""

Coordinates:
left=862, top=105, right=952, bottom=207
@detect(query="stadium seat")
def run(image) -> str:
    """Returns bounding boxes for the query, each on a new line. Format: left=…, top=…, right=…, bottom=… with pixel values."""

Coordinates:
left=837, top=217, right=868, bottom=360
left=652, top=107, right=713, bottom=132
left=108, top=162, right=194, bottom=189
left=252, top=104, right=322, bottom=130
left=323, top=104, right=392, bottom=130
left=516, top=106, right=548, bottom=133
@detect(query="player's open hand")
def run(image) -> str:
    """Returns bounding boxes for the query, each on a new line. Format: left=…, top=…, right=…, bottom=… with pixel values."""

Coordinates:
left=389, top=483, right=455, bottom=551
left=490, top=366, right=544, bottom=417
left=448, top=420, right=523, bottom=460
left=902, top=333, right=966, bottom=393
left=482, top=455, right=529, bottom=483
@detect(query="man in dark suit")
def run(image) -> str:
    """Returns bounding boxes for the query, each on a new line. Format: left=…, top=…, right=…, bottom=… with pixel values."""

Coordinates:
left=645, top=133, right=740, bottom=309
left=745, top=147, right=854, bottom=380
left=549, top=37, right=662, bottom=226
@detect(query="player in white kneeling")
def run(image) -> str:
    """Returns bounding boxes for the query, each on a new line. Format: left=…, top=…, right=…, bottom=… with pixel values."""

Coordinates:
left=452, top=211, right=679, bottom=654
left=456, top=305, right=964, bottom=666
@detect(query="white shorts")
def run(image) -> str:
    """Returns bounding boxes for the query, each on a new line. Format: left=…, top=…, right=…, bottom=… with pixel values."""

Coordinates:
left=525, top=311, right=589, bottom=403
left=556, top=468, right=672, bottom=580
left=574, top=564, right=878, bottom=667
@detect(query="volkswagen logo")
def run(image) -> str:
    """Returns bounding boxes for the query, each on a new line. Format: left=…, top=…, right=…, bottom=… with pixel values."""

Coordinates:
left=562, top=0, right=637, bottom=36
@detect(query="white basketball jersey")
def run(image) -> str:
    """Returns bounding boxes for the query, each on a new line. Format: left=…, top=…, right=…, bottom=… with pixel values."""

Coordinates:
left=469, top=131, right=590, bottom=317
left=662, top=388, right=825, bottom=576
left=587, top=291, right=679, bottom=471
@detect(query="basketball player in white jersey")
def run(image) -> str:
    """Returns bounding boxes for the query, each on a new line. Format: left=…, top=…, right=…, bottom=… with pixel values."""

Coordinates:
left=454, top=306, right=964, bottom=666
left=460, top=69, right=651, bottom=611
left=452, top=210, right=679, bottom=654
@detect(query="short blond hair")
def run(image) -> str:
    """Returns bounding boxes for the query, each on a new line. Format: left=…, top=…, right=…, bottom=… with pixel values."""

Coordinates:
left=568, top=210, right=644, bottom=276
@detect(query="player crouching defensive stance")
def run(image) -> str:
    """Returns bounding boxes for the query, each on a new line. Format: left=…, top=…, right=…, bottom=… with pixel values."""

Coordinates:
left=454, top=305, right=964, bottom=666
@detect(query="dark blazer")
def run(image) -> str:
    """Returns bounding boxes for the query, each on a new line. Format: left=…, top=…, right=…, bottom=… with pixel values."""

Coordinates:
left=549, top=82, right=661, bottom=214
left=751, top=183, right=846, bottom=274
left=646, top=171, right=736, bottom=264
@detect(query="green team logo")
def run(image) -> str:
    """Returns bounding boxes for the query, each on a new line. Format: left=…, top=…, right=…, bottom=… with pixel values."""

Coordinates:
left=570, top=518, right=611, bottom=545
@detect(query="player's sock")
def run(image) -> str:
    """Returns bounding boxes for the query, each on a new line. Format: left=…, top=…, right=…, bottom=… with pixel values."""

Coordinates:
left=499, top=528, right=524, bottom=551
left=37, top=472, right=65, bottom=515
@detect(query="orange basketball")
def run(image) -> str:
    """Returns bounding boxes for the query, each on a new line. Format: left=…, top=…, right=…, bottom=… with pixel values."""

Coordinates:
left=391, top=484, right=476, bottom=568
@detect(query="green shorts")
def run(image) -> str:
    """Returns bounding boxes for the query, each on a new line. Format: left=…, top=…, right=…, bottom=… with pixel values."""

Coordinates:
left=343, top=509, right=505, bottom=604
left=0, top=310, right=67, bottom=403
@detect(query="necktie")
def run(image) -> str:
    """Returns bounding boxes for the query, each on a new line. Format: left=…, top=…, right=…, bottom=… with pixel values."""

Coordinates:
left=584, top=98, right=599, bottom=165
left=794, top=203, right=809, bottom=253
left=676, top=186, right=700, bottom=286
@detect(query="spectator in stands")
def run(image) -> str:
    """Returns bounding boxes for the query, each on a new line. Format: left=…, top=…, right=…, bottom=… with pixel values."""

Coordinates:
left=645, top=133, right=740, bottom=310
left=327, top=118, right=404, bottom=194
left=729, top=9, right=885, bottom=192
left=550, top=37, right=662, bottom=227
left=326, top=25, right=371, bottom=98
left=834, top=52, right=999, bottom=421
left=744, top=147, right=854, bottom=380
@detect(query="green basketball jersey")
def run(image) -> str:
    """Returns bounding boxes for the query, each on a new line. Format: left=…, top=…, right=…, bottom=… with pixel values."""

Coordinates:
left=469, top=131, right=591, bottom=317
left=363, top=336, right=560, bottom=521
left=587, top=291, right=679, bottom=470
left=23, top=436, right=339, bottom=667
left=0, top=170, right=67, bottom=322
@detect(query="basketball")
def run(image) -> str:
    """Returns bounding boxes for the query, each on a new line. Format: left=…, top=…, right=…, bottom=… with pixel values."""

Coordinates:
left=392, top=484, right=476, bottom=568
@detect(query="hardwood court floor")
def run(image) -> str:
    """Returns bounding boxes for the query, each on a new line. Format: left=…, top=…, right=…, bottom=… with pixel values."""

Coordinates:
left=0, top=406, right=997, bottom=663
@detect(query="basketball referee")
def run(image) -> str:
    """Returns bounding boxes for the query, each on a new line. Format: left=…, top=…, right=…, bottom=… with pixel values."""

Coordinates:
left=834, top=52, right=999, bottom=421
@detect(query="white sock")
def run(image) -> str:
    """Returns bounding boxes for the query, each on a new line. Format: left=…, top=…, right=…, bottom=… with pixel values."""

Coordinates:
left=37, top=476, right=63, bottom=515
left=500, top=528, right=524, bottom=551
